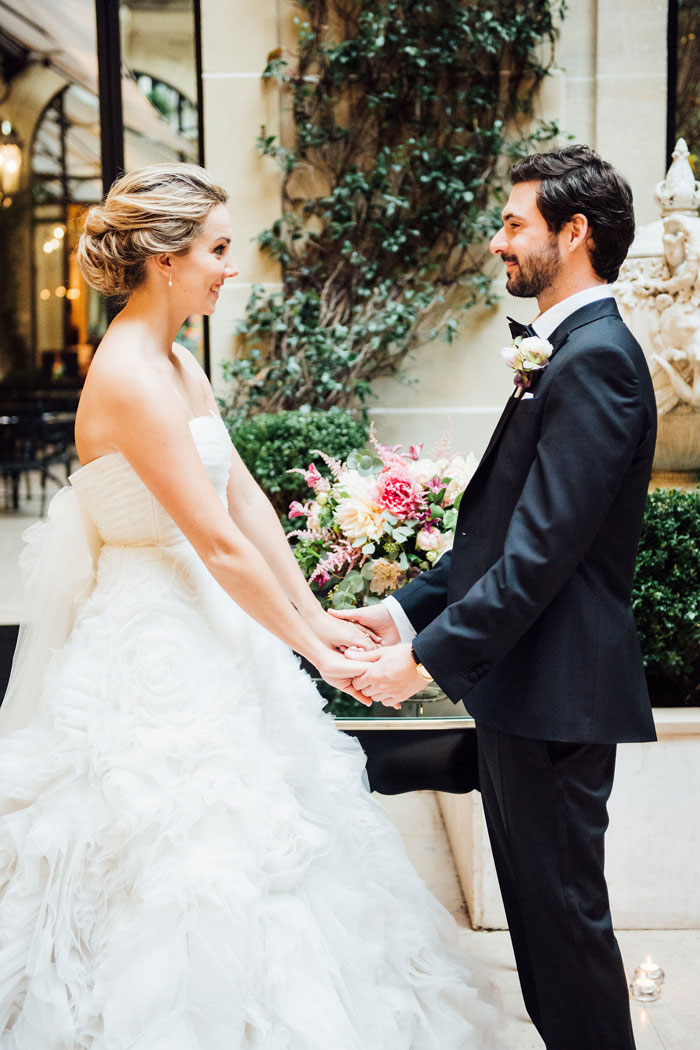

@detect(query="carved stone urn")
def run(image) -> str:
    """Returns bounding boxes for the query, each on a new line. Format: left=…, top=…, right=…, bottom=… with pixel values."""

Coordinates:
left=614, top=139, right=700, bottom=475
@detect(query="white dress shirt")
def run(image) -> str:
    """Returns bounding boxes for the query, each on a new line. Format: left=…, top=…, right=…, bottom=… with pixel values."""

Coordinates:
left=383, top=282, right=615, bottom=643
left=530, top=283, right=613, bottom=339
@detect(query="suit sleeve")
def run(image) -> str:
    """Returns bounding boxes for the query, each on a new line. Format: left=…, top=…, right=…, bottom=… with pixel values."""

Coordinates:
left=390, top=549, right=453, bottom=634
left=411, top=344, right=644, bottom=701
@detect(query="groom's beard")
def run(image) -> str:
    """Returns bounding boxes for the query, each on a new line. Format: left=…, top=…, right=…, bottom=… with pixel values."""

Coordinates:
left=503, top=235, right=562, bottom=298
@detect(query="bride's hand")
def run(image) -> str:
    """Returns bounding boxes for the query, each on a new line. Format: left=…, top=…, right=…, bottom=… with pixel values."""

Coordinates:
left=315, top=648, right=374, bottom=707
left=312, top=609, right=380, bottom=653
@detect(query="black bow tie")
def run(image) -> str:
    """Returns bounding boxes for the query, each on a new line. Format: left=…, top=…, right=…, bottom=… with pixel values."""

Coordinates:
left=507, top=316, right=537, bottom=340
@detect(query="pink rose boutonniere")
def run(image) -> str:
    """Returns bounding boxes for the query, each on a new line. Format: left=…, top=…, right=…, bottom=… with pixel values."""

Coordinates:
left=501, top=335, right=553, bottom=394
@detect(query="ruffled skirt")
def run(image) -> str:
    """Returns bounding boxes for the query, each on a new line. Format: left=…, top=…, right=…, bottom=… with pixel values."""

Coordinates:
left=0, top=545, right=496, bottom=1048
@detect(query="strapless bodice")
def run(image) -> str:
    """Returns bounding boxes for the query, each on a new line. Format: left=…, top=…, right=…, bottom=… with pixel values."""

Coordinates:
left=69, top=413, right=232, bottom=548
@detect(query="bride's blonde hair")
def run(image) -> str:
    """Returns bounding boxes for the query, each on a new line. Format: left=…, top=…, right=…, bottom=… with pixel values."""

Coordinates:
left=77, top=163, right=229, bottom=301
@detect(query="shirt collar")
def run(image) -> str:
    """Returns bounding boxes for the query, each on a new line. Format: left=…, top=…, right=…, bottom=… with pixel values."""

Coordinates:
left=531, top=284, right=614, bottom=340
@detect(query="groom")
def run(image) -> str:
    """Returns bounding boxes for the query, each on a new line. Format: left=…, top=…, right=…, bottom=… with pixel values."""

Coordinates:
left=338, top=145, right=657, bottom=1049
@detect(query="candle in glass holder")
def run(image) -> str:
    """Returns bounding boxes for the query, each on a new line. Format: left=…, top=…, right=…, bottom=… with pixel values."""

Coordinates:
left=637, top=957, right=664, bottom=984
left=630, top=975, right=660, bottom=1002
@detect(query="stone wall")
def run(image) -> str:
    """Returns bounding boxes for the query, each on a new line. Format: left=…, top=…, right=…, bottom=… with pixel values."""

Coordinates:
left=201, top=0, right=670, bottom=458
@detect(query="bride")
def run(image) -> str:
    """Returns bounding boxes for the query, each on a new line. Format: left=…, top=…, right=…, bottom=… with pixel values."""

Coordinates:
left=0, top=163, right=496, bottom=1049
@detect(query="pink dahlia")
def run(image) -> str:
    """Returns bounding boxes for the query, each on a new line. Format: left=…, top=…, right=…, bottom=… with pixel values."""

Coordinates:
left=376, top=468, right=423, bottom=520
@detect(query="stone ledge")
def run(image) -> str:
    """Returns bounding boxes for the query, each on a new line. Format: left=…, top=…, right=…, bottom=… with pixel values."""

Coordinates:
left=653, top=707, right=700, bottom=737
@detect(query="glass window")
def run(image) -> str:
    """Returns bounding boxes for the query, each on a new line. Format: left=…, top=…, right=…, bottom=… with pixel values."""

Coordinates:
left=120, top=0, right=205, bottom=366
left=32, top=86, right=106, bottom=381
left=0, top=0, right=204, bottom=398
left=670, top=0, right=700, bottom=159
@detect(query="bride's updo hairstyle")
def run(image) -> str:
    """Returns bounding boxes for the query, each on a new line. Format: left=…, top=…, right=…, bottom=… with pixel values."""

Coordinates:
left=77, top=163, right=228, bottom=301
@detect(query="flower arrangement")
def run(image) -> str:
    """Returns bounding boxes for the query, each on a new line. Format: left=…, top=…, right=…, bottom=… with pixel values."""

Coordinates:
left=288, top=428, right=477, bottom=609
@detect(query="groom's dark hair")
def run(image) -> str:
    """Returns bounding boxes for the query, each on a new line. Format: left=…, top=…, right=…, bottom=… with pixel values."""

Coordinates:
left=510, top=145, right=635, bottom=283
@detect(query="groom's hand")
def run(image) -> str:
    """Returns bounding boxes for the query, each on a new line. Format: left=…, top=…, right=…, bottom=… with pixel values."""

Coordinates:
left=328, top=603, right=400, bottom=647
left=345, top=643, right=424, bottom=707
left=316, top=649, right=374, bottom=707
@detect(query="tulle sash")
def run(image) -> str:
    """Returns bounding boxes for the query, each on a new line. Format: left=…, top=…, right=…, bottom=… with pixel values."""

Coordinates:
left=0, top=485, right=101, bottom=738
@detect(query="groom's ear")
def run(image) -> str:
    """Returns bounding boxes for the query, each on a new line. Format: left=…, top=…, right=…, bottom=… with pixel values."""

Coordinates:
left=567, top=212, right=590, bottom=250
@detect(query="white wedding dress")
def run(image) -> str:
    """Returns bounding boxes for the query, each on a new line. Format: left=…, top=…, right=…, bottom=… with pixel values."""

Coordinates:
left=0, top=414, right=496, bottom=1050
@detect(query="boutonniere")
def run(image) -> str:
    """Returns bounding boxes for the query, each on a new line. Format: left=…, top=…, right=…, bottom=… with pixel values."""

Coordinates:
left=500, top=335, right=553, bottom=397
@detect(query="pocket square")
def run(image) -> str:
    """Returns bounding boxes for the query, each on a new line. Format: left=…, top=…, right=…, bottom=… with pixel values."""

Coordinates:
left=521, top=392, right=534, bottom=400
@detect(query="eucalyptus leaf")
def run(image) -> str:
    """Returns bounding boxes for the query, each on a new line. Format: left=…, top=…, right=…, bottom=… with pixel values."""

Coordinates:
left=360, top=560, right=376, bottom=580
left=344, top=572, right=366, bottom=593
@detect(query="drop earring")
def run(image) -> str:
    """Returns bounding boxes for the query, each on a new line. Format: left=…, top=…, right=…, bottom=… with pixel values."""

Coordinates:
left=168, top=272, right=173, bottom=288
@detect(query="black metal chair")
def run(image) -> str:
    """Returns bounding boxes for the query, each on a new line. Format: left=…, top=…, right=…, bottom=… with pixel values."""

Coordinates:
left=0, top=404, right=76, bottom=514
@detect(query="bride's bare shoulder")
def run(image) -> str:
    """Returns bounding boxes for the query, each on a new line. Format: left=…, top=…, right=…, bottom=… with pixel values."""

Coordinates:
left=82, top=336, right=159, bottom=411
left=75, top=337, right=168, bottom=461
left=171, top=340, right=219, bottom=413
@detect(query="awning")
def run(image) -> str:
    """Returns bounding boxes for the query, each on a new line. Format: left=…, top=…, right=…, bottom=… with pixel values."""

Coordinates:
left=0, top=0, right=196, bottom=163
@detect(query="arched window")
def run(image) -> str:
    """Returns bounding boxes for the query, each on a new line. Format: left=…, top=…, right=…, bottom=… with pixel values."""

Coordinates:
left=31, top=85, right=104, bottom=381
left=134, top=73, right=198, bottom=153
left=29, top=75, right=201, bottom=376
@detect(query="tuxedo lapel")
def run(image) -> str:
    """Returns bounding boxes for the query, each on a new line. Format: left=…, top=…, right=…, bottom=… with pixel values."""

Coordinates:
left=544, top=296, right=620, bottom=351
left=466, top=296, right=621, bottom=487
left=479, top=392, right=519, bottom=467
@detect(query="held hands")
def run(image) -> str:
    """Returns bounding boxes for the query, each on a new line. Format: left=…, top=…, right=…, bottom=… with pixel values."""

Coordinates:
left=328, top=603, right=400, bottom=647
left=315, top=648, right=375, bottom=707
left=320, top=605, right=422, bottom=709
left=344, top=643, right=425, bottom=708
left=311, top=608, right=381, bottom=707
left=314, top=609, right=381, bottom=653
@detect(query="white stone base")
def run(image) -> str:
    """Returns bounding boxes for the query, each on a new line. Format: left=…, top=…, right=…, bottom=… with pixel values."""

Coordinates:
left=437, top=709, right=700, bottom=930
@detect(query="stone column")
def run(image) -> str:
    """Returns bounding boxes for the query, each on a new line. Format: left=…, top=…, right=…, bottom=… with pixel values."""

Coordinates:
left=200, top=0, right=284, bottom=393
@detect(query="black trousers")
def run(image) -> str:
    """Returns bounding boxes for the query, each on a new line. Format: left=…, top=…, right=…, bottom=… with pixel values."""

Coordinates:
left=476, top=724, right=635, bottom=1050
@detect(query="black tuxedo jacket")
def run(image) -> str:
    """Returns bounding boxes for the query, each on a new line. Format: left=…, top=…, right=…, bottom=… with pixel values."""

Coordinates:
left=395, top=297, right=658, bottom=743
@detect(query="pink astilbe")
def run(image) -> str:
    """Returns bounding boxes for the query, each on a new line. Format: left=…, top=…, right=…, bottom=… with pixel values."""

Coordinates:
left=431, top=419, right=455, bottom=461
left=287, top=527, right=323, bottom=542
left=369, top=423, right=407, bottom=470
left=310, top=541, right=361, bottom=586
left=287, top=462, right=331, bottom=492
left=309, top=449, right=345, bottom=479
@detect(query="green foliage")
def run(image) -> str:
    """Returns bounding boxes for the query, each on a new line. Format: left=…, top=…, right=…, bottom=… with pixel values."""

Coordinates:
left=632, top=488, right=700, bottom=705
left=224, top=407, right=368, bottom=521
left=223, top=0, right=563, bottom=415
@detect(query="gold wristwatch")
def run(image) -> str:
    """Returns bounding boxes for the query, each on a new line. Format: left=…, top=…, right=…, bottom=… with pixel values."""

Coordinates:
left=410, top=647, right=434, bottom=683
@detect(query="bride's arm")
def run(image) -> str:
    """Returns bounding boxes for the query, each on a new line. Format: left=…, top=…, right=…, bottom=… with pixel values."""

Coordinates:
left=223, top=449, right=376, bottom=650
left=175, top=345, right=374, bottom=654
left=97, top=376, right=354, bottom=681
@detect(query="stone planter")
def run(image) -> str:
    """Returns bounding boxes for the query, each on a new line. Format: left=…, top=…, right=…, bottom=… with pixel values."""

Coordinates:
left=437, top=708, right=700, bottom=929
left=653, top=409, right=700, bottom=471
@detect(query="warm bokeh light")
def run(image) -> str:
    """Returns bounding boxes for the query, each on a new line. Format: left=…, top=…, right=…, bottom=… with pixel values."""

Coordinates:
left=65, top=288, right=81, bottom=300
left=53, top=226, right=65, bottom=239
left=39, top=288, right=51, bottom=301
left=55, top=286, right=66, bottom=297
left=0, top=142, right=22, bottom=195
